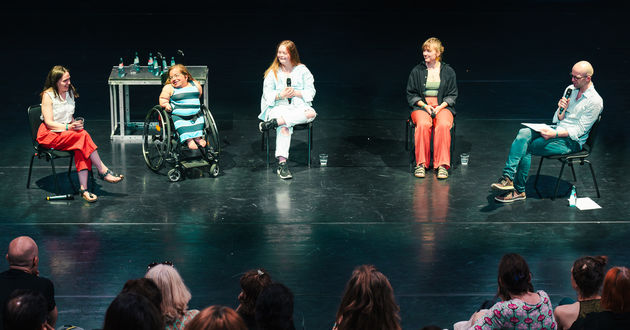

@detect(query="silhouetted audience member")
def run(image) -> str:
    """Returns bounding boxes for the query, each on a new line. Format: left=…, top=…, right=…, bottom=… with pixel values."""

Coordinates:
left=255, top=283, right=295, bottom=330
left=467, top=253, right=556, bottom=329
left=0, top=236, right=57, bottom=330
left=555, top=256, right=608, bottom=329
left=333, top=265, right=401, bottom=330
left=145, top=262, right=199, bottom=329
left=569, top=266, right=630, bottom=329
left=102, top=292, right=163, bottom=330
left=236, top=269, right=272, bottom=330
left=3, top=290, right=53, bottom=330
left=122, top=278, right=163, bottom=311
left=187, top=305, right=247, bottom=330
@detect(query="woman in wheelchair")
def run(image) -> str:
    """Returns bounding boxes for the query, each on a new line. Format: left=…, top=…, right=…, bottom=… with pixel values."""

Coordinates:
left=159, top=64, right=206, bottom=150
left=37, top=65, right=124, bottom=202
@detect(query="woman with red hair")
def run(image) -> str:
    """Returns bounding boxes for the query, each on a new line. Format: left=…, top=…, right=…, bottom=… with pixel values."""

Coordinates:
left=569, top=266, right=630, bottom=329
left=258, top=40, right=317, bottom=180
left=186, top=305, right=247, bottom=330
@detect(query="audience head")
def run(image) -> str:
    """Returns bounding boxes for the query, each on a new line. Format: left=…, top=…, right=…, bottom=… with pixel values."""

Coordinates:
left=497, top=253, right=534, bottom=300
left=187, top=305, right=247, bottom=330
left=145, top=262, right=193, bottom=324
left=122, top=278, right=162, bottom=311
left=255, top=283, right=295, bottom=330
left=335, top=265, right=401, bottom=330
left=6, top=236, right=39, bottom=273
left=422, top=37, right=444, bottom=62
left=102, top=292, right=163, bottom=330
left=571, top=255, right=608, bottom=298
left=3, top=290, right=52, bottom=330
left=42, top=65, right=78, bottom=98
left=237, top=268, right=272, bottom=315
left=600, top=266, right=630, bottom=313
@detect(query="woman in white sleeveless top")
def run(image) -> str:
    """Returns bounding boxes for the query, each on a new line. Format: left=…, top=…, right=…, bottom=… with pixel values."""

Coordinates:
left=37, top=65, right=123, bottom=202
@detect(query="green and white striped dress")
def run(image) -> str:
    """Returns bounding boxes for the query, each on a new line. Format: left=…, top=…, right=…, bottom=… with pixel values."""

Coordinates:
left=170, top=81, right=204, bottom=143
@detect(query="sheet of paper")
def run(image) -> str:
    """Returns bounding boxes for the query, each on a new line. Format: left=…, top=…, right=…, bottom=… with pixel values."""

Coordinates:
left=573, top=197, right=602, bottom=210
left=521, top=123, right=553, bottom=132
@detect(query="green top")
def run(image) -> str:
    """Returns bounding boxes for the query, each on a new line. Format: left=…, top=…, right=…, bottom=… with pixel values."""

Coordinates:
left=424, top=81, right=440, bottom=97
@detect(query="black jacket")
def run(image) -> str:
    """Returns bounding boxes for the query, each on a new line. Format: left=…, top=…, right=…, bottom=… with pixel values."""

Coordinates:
left=406, top=62, right=458, bottom=115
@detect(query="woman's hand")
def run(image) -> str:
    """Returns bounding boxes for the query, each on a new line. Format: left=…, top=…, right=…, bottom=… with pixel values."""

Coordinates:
left=70, top=121, right=84, bottom=131
left=279, top=87, right=295, bottom=99
left=163, top=103, right=172, bottom=112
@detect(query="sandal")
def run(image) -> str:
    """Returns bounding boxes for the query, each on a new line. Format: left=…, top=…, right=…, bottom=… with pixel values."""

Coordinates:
left=98, top=169, right=124, bottom=183
left=80, top=189, right=98, bottom=203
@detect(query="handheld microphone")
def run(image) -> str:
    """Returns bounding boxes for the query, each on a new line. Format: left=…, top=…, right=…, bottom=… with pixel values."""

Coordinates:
left=286, top=78, right=292, bottom=104
left=558, top=87, right=574, bottom=112
left=46, top=194, right=74, bottom=201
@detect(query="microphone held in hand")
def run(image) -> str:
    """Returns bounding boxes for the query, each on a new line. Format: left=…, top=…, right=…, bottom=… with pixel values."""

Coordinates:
left=286, top=78, right=292, bottom=104
left=558, top=87, right=574, bottom=112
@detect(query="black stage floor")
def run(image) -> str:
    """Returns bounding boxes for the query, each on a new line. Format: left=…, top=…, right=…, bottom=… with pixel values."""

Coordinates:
left=2, top=2, right=630, bottom=329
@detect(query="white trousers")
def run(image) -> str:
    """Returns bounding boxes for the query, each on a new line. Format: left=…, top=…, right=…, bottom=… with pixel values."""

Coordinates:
left=267, top=105, right=316, bottom=159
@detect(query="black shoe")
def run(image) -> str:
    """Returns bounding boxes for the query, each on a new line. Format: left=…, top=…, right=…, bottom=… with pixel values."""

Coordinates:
left=259, top=118, right=278, bottom=132
left=277, top=162, right=293, bottom=179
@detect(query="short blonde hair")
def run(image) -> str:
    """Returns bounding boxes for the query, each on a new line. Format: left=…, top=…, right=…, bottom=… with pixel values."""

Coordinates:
left=422, top=37, right=445, bottom=62
left=145, top=264, right=192, bottom=324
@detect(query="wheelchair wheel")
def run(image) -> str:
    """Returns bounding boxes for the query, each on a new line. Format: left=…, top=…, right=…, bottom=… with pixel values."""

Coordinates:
left=202, top=105, right=221, bottom=155
left=143, top=106, right=172, bottom=172
left=167, top=168, right=182, bottom=182
left=209, top=163, right=219, bottom=177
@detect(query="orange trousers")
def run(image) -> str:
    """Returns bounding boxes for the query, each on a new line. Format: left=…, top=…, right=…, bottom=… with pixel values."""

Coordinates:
left=410, top=99, right=453, bottom=169
left=36, top=123, right=98, bottom=172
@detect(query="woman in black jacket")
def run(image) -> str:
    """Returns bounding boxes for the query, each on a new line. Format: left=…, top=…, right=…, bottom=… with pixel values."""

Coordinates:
left=406, top=37, right=458, bottom=179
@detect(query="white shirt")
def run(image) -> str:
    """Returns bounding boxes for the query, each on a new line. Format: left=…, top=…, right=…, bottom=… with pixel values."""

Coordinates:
left=42, top=91, right=75, bottom=124
left=552, top=84, right=603, bottom=147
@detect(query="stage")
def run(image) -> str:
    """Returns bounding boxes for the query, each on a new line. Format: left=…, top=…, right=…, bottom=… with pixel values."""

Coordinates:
left=2, top=2, right=629, bottom=329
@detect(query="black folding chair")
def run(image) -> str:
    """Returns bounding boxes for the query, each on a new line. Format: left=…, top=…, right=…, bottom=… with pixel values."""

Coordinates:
left=534, top=115, right=601, bottom=200
left=26, top=104, right=76, bottom=194
left=261, top=122, right=313, bottom=168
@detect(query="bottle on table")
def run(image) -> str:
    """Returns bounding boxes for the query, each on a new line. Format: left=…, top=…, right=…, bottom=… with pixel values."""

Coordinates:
left=133, top=52, right=140, bottom=73
left=153, top=57, right=160, bottom=76
left=170, top=56, right=176, bottom=66
left=117, top=57, right=125, bottom=77
left=148, top=53, right=154, bottom=73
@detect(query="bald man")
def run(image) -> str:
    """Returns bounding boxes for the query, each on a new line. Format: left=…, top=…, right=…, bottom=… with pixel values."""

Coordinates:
left=0, top=237, right=56, bottom=330
left=491, top=61, right=603, bottom=202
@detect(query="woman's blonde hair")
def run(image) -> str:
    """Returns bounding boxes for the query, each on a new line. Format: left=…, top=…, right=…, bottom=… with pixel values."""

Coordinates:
left=263, top=40, right=302, bottom=79
left=422, top=37, right=445, bottom=62
left=145, top=264, right=192, bottom=325
left=165, top=64, right=192, bottom=85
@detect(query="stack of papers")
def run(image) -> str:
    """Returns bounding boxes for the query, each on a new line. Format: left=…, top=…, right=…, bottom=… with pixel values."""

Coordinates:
left=568, top=197, right=602, bottom=210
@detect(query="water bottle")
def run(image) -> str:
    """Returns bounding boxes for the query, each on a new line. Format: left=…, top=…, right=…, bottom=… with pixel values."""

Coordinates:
left=162, top=57, right=169, bottom=74
left=569, top=186, right=577, bottom=207
left=117, top=57, right=125, bottom=77
left=148, top=53, right=154, bottom=73
left=170, top=56, right=176, bottom=66
left=153, top=57, right=160, bottom=76
left=133, top=52, right=140, bottom=73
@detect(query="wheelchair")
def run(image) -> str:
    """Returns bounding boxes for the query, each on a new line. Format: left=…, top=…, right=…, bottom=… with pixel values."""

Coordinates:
left=142, top=104, right=220, bottom=182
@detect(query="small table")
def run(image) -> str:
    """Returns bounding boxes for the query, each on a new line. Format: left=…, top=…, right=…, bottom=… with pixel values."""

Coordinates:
left=107, top=65, right=209, bottom=141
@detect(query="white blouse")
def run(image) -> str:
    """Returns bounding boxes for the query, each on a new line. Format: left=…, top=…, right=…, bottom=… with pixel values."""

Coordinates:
left=41, top=91, right=75, bottom=124
left=259, top=64, right=316, bottom=120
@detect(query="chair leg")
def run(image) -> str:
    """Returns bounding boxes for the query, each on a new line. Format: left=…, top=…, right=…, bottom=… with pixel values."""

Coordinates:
left=405, top=120, right=410, bottom=151
left=450, top=123, right=456, bottom=170
left=67, top=155, right=77, bottom=193
left=307, top=125, right=312, bottom=168
left=27, top=155, right=36, bottom=189
left=569, top=161, right=577, bottom=181
left=585, top=160, right=601, bottom=198
left=534, top=157, right=545, bottom=198
left=552, top=161, right=568, bottom=201
left=265, top=130, right=270, bottom=168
